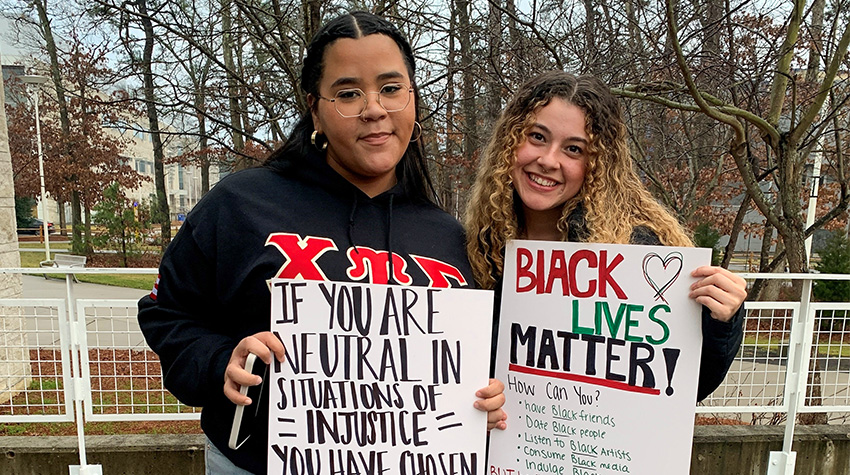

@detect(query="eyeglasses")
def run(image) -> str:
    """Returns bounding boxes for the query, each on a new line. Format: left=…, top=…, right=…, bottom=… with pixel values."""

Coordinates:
left=318, top=83, right=413, bottom=118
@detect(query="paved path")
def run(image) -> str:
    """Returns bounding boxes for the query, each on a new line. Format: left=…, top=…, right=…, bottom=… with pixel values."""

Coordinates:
left=20, top=274, right=150, bottom=300
left=19, top=275, right=150, bottom=348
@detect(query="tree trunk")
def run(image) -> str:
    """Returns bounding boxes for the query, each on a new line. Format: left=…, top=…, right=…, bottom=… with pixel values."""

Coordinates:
left=624, top=0, right=645, bottom=76
left=486, top=0, right=503, bottom=123
left=193, top=77, right=210, bottom=194
left=199, top=106, right=210, bottom=194
left=58, top=202, right=66, bottom=237
left=721, top=194, right=751, bottom=268
left=804, top=0, right=825, bottom=84
left=34, top=0, right=80, bottom=251
left=138, top=0, right=171, bottom=249
left=799, top=357, right=828, bottom=424
left=696, top=0, right=722, bottom=62
left=236, top=29, right=255, bottom=166
left=507, top=0, right=520, bottom=82
left=442, top=3, right=459, bottom=214
left=582, top=0, right=597, bottom=73
left=84, top=203, right=92, bottom=254
left=457, top=0, right=478, bottom=203
left=750, top=221, right=776, bottom=301
left=302, top=0, right=321, bottom=43
left=221, top=0, right=245, bottom=170
left=71, top=191, right=83, bottom=254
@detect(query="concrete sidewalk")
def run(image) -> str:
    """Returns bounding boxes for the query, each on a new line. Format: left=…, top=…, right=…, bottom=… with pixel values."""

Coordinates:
left=19, top=275, right=151, bottom=348
left=20, top=274, right=150, bottom=300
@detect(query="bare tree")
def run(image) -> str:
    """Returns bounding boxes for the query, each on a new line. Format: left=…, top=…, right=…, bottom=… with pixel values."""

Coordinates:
left=618, top=0, right=850, bottom=282
left=32, top=0, right=81, bottom=249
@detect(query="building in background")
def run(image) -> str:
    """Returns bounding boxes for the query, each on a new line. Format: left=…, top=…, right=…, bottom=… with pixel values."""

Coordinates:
left=1, top=62, right=219, bottom=225
left=117, top=123, right=220, bottom=221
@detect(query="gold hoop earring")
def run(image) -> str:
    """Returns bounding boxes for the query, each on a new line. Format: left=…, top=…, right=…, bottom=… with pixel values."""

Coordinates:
left=410, top=121, right=422, bottom=143
left=311, top=130, right=327, bottom=151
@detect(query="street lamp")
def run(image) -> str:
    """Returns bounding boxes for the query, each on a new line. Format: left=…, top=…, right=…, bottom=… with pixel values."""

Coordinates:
left=20, top=75, right=51, bottom=263
left=804, top=144, right=823, bottom=268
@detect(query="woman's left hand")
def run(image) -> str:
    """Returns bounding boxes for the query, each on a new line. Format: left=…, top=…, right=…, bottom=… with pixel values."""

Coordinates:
left=689, top=266, right=747, bottom=322
left=474, top=378, right=507, bottom=431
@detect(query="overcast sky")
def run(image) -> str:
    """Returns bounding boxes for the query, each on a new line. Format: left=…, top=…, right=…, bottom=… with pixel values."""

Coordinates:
left=0, top=16, right=40, bottom=65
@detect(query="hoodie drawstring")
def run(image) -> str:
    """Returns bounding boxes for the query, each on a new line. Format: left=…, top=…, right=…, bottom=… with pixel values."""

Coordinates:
left=346, top=191, right=396, bottom=285
left=347, top=193, right=359, bottom=254
left=387, top=194, right=395, bottom=285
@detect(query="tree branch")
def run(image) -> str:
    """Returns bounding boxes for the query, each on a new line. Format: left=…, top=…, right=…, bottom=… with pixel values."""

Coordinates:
left=790, top=20, right=850, bottom=144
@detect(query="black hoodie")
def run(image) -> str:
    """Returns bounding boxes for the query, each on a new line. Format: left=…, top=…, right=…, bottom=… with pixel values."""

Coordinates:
left=137, top=149, right=474, bottom=473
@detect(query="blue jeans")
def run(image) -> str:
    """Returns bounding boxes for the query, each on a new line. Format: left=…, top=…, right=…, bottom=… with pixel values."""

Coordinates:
left=205, top=437, right=254, bottom=475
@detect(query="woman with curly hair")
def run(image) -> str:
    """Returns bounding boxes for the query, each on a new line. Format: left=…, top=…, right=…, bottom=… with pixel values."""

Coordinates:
left=465, top=70, right=746, bottom=401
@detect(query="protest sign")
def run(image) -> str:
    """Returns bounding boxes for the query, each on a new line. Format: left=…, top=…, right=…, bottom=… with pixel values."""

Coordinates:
left=268, top=279, right=493, bottom=475
left=488, top=240, right=710, bottom=474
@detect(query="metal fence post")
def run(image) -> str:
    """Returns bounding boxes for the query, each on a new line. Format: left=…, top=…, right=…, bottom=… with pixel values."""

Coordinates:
left=65, top=274, right=102, bottom=475
left=767, top=277, right=814, bottom=475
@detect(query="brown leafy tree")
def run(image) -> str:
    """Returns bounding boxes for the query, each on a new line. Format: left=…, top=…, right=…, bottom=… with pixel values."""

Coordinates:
left=5, top=43, right=146, bottom=250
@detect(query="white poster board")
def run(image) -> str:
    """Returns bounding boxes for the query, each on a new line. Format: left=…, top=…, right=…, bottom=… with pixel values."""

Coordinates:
left=488, top=240, right=710, bottom=474
left=268, top=279, right=493, bottom=474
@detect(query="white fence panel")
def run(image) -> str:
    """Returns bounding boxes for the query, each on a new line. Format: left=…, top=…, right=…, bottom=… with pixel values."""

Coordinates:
left=0, top=298, right=74, bottom=422
left=76, top=299, right=201, bottom=422
left=803, top=303, right=850, bottom=414
left=698, top=303, right=799, bottom=415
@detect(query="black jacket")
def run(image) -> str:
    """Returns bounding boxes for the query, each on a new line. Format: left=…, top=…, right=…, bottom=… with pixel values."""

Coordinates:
left=137, top=149, right=474, bottom=474
left=489, top=206, right=744, bottom=402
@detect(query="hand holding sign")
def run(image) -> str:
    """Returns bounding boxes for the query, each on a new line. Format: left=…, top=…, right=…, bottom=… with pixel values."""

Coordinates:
left=475, top=378, right=507, bottom=431
left=224, top=331, right=284, bottom=405
left=689, top=266, right=747, bottom=322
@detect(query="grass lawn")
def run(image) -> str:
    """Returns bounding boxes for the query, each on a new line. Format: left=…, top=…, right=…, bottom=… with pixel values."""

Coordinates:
left=0, top=420, right=202, bottom=436
left=0, top=349, right=201, bottom=436
left=817, top=342, right=850, bottom=357
left=18, top=242, right=71, bottom=250
left=743, top=334, right=850, bottom=357
left=17, top=244, right=157, bottom=291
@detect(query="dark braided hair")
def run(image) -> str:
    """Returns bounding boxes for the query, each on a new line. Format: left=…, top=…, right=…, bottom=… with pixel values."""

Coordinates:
left=266, top=11, right=435, bottom=204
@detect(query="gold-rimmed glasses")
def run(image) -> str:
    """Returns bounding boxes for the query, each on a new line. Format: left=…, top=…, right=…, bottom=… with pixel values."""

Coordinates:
left=318, top=83, right=413, bottom=118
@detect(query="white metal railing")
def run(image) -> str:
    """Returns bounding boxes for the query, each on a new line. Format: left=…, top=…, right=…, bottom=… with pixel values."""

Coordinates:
left=0, top=268, right=848, bottom=475
left=0, top=268, right=198, bottom=475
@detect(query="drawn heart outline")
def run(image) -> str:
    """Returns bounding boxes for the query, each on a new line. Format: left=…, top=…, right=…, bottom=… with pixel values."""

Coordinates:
left=642, top=252, right=684, bottom=304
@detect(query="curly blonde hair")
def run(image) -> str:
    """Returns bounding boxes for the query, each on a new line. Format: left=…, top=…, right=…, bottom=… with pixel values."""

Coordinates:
left=465, top=71, right=692, bottom=289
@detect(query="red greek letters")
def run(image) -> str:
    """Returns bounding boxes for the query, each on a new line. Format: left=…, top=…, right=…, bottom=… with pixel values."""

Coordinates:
left=266, top=233, right=338, bottom=280
left=346, top=247, right=413, bottom=285
left=411, top=255, right=468, bottom=288
left=266, top=233, right=466, bottom=288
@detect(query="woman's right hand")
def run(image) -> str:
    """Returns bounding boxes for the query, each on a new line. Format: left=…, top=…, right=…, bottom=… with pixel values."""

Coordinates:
left=223, top=332, right=285, bottom=405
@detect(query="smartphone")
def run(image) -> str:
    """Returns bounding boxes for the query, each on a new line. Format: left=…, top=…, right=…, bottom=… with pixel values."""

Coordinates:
left=228, top=353, right=268, bottom=450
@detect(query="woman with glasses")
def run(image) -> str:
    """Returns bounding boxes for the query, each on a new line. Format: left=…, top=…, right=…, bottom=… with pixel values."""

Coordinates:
left=138, top=11, right=506, bottom=475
